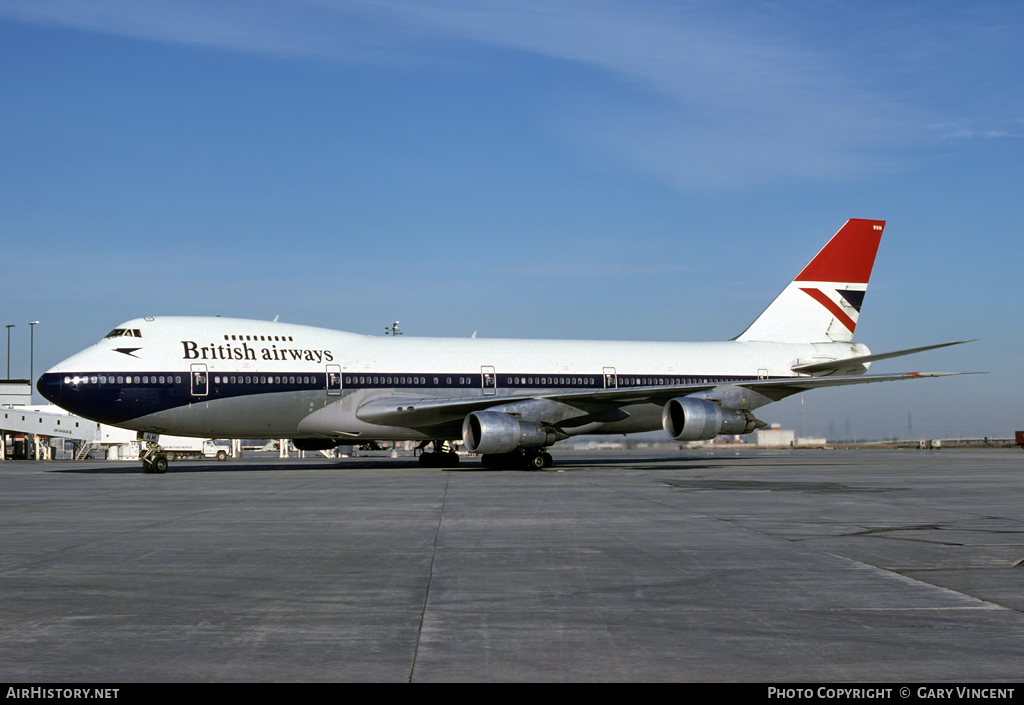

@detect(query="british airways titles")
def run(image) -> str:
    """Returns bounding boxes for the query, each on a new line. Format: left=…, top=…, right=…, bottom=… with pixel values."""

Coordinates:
left=181, top=341, right=334, bottom=364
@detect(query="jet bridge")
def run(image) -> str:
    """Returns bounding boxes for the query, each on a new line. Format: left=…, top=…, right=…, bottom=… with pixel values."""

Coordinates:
left=0, top=405, right=106, bottom=460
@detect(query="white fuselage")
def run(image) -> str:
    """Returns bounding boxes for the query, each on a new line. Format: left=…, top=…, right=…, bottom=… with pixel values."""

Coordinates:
left=38, top=316, right=866, bottom=442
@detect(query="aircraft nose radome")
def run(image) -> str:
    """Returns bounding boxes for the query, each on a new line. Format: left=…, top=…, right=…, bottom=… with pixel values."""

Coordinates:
left=37, top=373, right=62, bottom=404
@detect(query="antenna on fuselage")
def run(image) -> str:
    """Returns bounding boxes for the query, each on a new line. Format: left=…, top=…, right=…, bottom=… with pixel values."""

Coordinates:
left=273, top=315, right=280, bottom=322
left=385, top=321, right=402, bottom=336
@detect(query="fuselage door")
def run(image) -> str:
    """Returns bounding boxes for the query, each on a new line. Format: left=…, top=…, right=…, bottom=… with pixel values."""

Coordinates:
left=190, top=363, right=208, bottom=397
left=481, top=366, right=497, bottom=396
left=326, top=364, right=342, bottom=396
left=603, top=367, right=618, bottom=389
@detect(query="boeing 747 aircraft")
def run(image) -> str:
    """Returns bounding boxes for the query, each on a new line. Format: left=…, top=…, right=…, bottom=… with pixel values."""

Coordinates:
left=38, top=219, right=972, bottom=472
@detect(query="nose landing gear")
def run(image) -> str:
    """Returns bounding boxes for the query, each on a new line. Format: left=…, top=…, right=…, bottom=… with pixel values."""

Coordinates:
left=141, top=447, right=168, bottom=474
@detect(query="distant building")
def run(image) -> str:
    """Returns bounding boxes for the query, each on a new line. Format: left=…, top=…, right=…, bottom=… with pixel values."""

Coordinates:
left=795, top=437, right=828, bottom=446
left=0, top=380, right=31, bottom=407
left=752, top=427, right=795, bottom=447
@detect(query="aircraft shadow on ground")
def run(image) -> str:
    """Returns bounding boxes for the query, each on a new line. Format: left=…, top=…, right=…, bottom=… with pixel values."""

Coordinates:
left=46, top=453, right=745, bottom=474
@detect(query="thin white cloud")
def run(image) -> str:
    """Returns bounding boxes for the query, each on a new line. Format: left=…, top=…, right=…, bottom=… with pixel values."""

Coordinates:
left=371, top=1, right=912, bottom=185
left=0, top=1, right=945, bottom=186
left=927, top=121, right=1020, bottom=140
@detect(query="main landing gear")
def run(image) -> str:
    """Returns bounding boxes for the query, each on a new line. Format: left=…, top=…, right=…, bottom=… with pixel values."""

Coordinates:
left=480, top=449, right=553, bottom=470
left=418, top=440, right=460, bottom=468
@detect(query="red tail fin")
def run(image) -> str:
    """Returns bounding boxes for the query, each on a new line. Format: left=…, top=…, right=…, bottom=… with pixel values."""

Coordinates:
left=795, top=219, right=884, bottom=284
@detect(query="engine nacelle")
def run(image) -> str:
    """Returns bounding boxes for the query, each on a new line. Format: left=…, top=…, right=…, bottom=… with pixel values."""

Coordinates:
left=662, top=397, right=757, bottom=441
left=462, top=411, right=557, bottom=454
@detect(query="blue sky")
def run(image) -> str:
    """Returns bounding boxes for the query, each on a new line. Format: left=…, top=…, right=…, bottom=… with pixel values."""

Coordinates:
left=1, top=1, right=1021, bottom=439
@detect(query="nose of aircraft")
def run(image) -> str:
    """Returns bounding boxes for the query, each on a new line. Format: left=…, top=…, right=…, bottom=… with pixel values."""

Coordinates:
left=37, top=372, right=62, bottom=405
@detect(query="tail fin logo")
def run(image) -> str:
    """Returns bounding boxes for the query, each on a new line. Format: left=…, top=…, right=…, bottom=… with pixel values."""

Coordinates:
left=800, top=287, right=858, bottom=333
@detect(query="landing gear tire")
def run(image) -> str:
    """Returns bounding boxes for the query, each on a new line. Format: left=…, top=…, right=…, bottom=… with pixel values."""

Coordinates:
left=524, top=450, right=546, bottom=470
left=143, top=453, right=168, bottom=474
left=480, top=450, right=553, bottom=470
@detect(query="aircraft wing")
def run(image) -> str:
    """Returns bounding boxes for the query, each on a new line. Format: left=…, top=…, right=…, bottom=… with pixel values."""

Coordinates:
left=354, top=371, right=979, bottom=428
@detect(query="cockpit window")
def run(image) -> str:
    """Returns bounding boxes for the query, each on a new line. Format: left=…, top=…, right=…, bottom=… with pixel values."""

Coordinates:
left=103, top=328, right=142, bottom=339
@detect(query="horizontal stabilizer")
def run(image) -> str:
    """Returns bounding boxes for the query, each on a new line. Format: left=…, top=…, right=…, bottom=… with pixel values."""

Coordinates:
left=742, top=370, right=982, bottom=394
left=791, top=339, right=977, bottom=375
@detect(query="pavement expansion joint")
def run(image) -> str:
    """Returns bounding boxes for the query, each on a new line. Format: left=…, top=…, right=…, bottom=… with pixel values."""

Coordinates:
left=407, top=470, right=450, bottom=683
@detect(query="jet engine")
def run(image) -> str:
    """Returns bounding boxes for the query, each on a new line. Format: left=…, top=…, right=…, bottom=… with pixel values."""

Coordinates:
left=662, top=397, right=759, bottom=441
left=462, top=411, right=558, bottom=454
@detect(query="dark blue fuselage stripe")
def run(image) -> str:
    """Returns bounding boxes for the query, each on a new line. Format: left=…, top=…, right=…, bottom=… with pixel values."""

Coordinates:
left=37, top=371, right=767, bottom=426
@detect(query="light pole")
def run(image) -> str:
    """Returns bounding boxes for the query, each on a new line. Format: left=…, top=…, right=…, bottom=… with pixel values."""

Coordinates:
left=5, top=324, right=13, bottom=379
left=29, top=321, right=39, bottom=403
